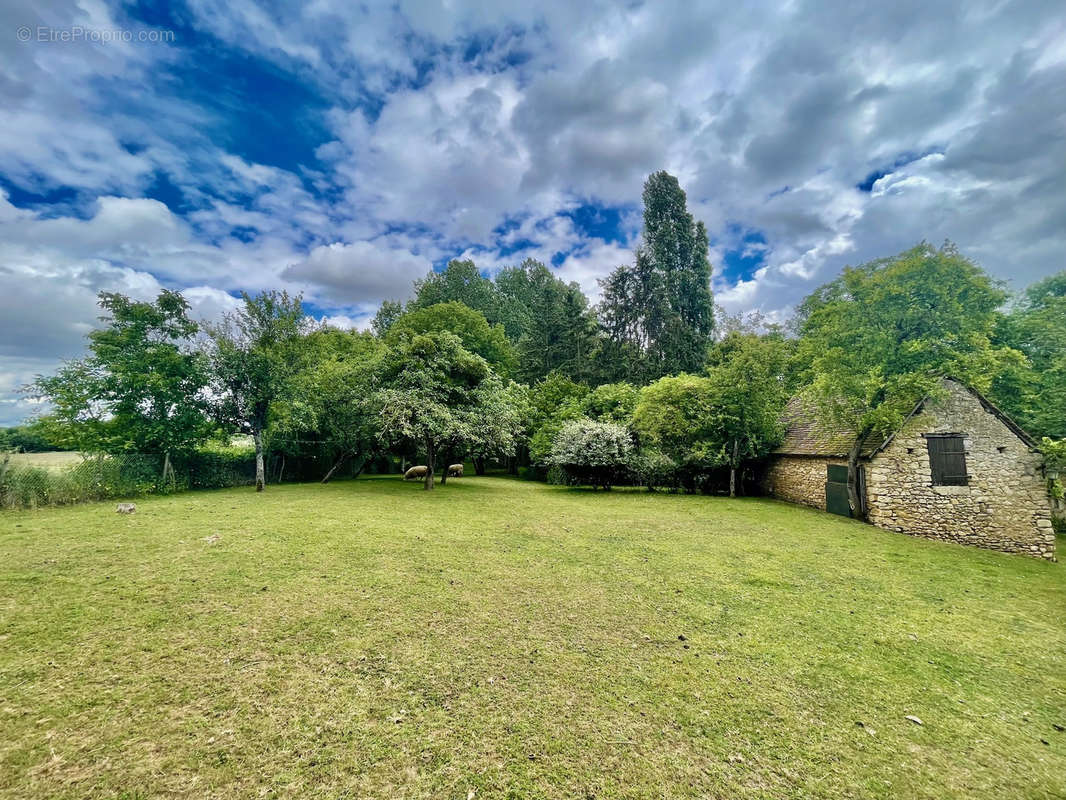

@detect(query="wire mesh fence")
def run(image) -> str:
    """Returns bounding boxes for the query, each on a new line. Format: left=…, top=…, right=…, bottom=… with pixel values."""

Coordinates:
left=0, top=449, right=392, bottom=510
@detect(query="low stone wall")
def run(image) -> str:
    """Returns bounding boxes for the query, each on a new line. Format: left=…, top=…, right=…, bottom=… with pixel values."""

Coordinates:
left=761, top=456, right=846, bottom=511
left=866, top=385, right=1055, bottom=560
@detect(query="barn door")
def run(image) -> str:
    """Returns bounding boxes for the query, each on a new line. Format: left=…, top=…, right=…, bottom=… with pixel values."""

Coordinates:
left=826, top=464, right=864, bottom=517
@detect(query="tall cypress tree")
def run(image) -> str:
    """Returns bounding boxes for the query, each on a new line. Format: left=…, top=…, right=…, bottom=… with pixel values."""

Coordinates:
left=598, top=171, right=714, bottom=382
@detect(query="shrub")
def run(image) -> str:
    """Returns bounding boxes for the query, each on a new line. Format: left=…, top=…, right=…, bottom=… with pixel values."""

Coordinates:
left=548, top=419, right=633, bottom=490
left=630, top=448, right=679, bottom=491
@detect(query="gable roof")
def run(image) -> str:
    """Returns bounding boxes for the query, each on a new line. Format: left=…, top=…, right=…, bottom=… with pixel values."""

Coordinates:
left=774, top=379, right=1039, bottom=459
left=773, top=394, right=887, bottom=458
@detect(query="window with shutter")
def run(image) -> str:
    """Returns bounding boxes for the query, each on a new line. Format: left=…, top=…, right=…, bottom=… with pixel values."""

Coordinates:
left=926, top=434, right=968, bottom=486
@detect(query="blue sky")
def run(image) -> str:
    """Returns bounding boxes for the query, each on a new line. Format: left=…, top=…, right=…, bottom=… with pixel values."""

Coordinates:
left=1, top=0, right=1064, bottom=424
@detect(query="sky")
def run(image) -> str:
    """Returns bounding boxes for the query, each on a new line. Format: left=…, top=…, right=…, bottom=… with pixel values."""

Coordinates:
left=1, top=0, right=1064, bottom=425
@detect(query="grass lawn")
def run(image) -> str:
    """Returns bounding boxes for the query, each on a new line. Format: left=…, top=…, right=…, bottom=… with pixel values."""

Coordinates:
left=5, top=452, right=84, bottom=471
left=1, top=477, right=1064, bottom=799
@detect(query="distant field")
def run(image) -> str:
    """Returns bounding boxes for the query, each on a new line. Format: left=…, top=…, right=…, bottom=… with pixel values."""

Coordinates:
left=0, top=477, right=1063, bottom=799
left=5, top=451, right=83, bottom=470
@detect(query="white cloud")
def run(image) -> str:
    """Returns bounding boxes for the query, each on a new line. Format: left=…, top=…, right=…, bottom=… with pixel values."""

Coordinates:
left=281, top=240, right=432, bottom=306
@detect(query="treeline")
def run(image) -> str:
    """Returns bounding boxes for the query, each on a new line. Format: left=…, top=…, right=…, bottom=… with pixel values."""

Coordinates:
left=8, top=171, right=1065, bottom=502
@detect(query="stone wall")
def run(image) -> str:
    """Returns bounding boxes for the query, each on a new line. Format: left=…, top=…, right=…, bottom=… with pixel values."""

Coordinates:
left=761, top=456, right=847, bottom=511
left=865, top=380, right=1055, bottom=560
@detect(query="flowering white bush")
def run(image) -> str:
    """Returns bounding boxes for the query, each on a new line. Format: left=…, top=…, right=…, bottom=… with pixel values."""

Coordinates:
left=548, top=419, right=633, bottom=489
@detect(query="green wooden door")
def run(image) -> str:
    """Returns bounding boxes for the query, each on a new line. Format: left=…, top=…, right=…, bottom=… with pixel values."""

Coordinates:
left=825, top=464, right=852, bottom=517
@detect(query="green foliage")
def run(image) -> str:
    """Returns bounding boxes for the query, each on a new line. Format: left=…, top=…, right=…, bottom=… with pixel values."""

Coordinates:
left=388, top=301, right=517, bottom=376
left=0, top=422, right=61, bottom=453
left=598, top=171, right=714, bottom=382
left=377, top=331, right=519, bottom=487
left=704, top=332, right=790, bottom=464
left=30, top=291, right=210, bottom=455
left=579, top=382, right=639, bottom=424
left=796, top=242, right=1022, bottom=440
left=494, top=259, right=600, bottom=383
left=206, top=291, right=309, bottom=488
left=548, top=419, right=633, bottom=489
left=526, top=373, right=590, bottom=465
left=370, top=299, right=405, bottom=337
left=270, top=329, right=387, bottom=479
left=631, top=373, right=721, bottom=489
left=992, top=270, right=1066, bottom=439
left=411, top=259, right=499, bottom=320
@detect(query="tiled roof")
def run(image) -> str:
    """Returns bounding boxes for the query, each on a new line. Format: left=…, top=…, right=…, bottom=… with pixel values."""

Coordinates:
left=774, top=394, right=886, bottom=457
left=774, top=379, right=1038, bottom=458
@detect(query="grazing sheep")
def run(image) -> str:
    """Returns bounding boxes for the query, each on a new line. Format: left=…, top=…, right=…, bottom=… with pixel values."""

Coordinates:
left=447, top=464, right=464, bottom=477
left=404, top=465, right=429, bottom=480
left=116, top=503, right=136, bottom=514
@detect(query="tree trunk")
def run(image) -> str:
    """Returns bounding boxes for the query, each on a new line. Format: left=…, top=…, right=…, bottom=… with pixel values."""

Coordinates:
left=322, top=451, right=351, bottom=484
left=276, top=455, right=285, bottom=484
left=729, top=439, right=739, bottom=498
left=424, top=438, right=435, bottom=490
left=473, top=456, right=486, bottom=476
left=253, top=429, right=265, bottom=492
left=847, top=431, right=868, bottom=520
left=352, top=455, right=369, bottom=480
left=439, top=450, right=449, bottom=485
left=162, top=450, right=173, bottom=488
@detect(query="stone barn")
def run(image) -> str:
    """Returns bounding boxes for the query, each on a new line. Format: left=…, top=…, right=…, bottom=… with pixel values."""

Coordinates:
left=761, top=378, right=1056, bottom=560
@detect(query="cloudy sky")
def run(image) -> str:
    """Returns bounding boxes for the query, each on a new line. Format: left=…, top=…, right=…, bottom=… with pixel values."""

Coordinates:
left=1, top=0, right=1064, bottom=425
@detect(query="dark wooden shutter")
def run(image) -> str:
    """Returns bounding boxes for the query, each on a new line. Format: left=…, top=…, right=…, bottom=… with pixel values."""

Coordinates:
left=927, top=435, right=967, bottom=485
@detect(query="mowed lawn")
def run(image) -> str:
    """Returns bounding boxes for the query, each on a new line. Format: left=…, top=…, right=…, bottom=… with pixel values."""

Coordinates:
left=1, top=478, right=1064, bottom=799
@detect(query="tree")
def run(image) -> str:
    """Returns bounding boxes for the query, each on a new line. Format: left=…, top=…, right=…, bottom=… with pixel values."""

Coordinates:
left=273, top=328, right=386, bottom=483
left=526, top=373, right=590, bottom=466
left=993, top=271, right=1066, bottom=439
left=796, top=242, right=1024, bottom=517
left=387, top=301, right=517, bottom=377
left=579, top=382, right=639, bottom=425
left=371, top=300, right=405, bottom=338
left=631, top=374, right=720, bottom=492
left=411, top=259, right=499, bottom=320
left=377, top=331, right=516, bottom=490
left=494, top=259, right=600, bottom=383
left=598, top=171, right=714, bottom=382
left=31, top=291, right=210, bottom=476
left=205, top=291, right=308, bottom=492
left=704, top=333, right=790, bottom=496
left=549, top=419, right=633, bottom=490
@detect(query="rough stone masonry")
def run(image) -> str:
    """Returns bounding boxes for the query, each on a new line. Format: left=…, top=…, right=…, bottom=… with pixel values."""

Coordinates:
left=763, top=380, right=1056, bottom=560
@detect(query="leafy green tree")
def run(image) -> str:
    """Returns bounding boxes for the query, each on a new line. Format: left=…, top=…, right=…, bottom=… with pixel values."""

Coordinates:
left=549, top=419, right=633, bottom=490
left=796, top=242, right=1024, bottom=516
left=206, top=291, right=308, bottom=492
left=371, top=300, right=405, bottom=337
left=631, top=374, right=720, bottom=491
left=704, top=333, right=790, bottom=496
left=387, top=301, right=517, bottom=377
left=273, top=328, right=386, bottom=482
left=0, top=422, right=62, bottom=452
left=599, top=171, right=714, bottom=382
left=494, top=259, right=600, bottom=382
left=411, top=259, right=499, bottom=320
left=579, top=382, right=639, bottom=424
left=377, top=331, right=517, bottom=490
left=993, top=271, right=1066, bottom=439
left=526, top=373, right=590, bottom=466
left=31, top=291, right=210, bottom=476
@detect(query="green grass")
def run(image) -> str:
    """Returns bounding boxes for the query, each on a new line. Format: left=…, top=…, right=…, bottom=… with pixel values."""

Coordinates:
left=1, top=477, right=1064, bottom=799
left=5, top=451, right=83, bottom=471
